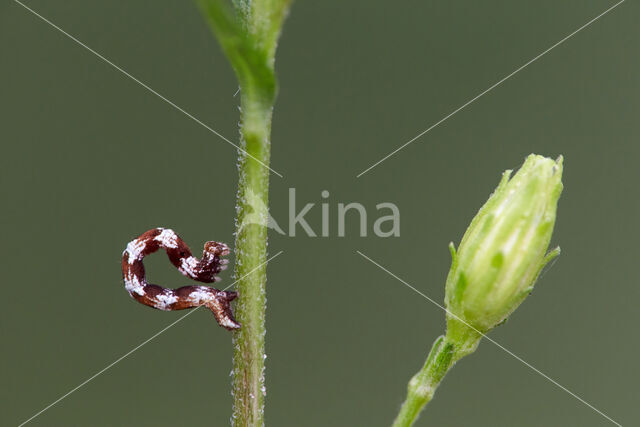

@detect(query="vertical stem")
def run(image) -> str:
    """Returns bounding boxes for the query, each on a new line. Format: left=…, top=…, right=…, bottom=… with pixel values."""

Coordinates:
left=196, top=2, right=289, bottom=424
left=231, top=92, right=273, bottom=426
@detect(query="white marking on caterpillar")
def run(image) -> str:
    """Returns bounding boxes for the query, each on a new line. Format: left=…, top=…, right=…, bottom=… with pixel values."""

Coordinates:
left=155, top=292, right=179, bottom=310
left=179, top=257, right=199, bottom=275
left=125, top=239, right=146, bottom=264
left=154, top=228, right=179, bottom=249
left=124, top=272, right=145, bottom=296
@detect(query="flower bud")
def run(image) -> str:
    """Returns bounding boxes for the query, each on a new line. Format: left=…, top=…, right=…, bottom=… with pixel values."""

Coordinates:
left=444, top=154, right=563, bottom=352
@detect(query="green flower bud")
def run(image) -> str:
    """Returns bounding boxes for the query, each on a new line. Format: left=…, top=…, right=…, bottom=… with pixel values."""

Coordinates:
left=444, top=154, right=563, bottom=355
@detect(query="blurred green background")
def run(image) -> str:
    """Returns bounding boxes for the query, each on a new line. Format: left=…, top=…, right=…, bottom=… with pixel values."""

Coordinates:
left=1, top=1, right=637, bottom=425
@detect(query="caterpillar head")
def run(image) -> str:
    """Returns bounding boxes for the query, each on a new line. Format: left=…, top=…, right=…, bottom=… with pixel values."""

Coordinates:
left=204, top=241, right=230, bottom=257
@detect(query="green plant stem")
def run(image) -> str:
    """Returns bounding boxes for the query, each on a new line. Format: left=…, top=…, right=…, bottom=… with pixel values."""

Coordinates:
left=197, top=1, right=290, bottom=424
left=392, top=322, right=481, bottom=427
left=392, top=336, right=455, bottom=427
left=231, top=92, right=273, bottom=426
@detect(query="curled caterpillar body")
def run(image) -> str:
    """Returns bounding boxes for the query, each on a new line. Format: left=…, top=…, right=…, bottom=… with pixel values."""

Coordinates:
left=121, top=228, right=240, bottom=330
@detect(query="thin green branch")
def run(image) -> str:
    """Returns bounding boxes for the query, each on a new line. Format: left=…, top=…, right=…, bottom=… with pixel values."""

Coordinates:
left=392, top=336, right=454, bottom=427
left=391, top=326, right=480, bottom=427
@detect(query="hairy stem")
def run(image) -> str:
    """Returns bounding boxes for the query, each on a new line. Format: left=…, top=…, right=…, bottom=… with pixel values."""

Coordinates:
left=392, top=336, right=455, bottom=427
left=392, top=323, right=481, bottom=427
left=231, top=93, right=273, bottom=426
left=197, top=1, right=290, bottom=424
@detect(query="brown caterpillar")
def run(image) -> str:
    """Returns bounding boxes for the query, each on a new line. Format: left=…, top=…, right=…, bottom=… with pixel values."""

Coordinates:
left=121, top=228, right=240, bottom=330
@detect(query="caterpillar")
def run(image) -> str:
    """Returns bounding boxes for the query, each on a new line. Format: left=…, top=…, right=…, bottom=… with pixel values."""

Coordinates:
left=121, top=227, right=240, bottom=330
